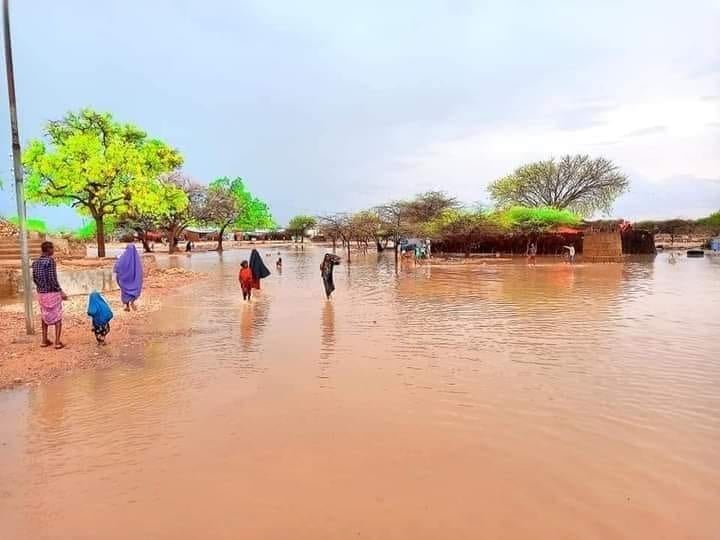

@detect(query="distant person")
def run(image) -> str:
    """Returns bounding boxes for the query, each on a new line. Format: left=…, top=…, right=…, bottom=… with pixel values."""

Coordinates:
left=320, top=253, right=341, bottom=299
left=31, top=241, right=67, bottom=349
left=249, top=248, right=271, bottom=290
left=564, top=245, right=576, bottom=264
left=276, top=252, right=283, bottom=270
left=527, top=242, right=537, bottom=266
left=239, top=260, right=253, bottom=301
left=185, top=240, right=193, bottom=252
left=669, top=252, right=677, bottom=264
left=87, top=291, right=113, bottom=345
left=114, top=244, right=144, bottom=311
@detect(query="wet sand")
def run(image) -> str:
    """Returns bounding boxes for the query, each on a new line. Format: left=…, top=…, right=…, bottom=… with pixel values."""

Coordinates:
left=0, top=267, right=205, bottom=389
left=0, top=249, right=718, bottom=539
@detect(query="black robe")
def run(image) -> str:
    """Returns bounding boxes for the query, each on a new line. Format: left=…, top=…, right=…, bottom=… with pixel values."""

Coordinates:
left=249, top=249, right=271, bottom=284
left=320, top=254, right=340, bottom=297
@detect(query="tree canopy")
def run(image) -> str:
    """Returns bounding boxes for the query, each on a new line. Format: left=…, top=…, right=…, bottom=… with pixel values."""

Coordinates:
left=199, top=176, right=276, bottom=250
left=488, top=155, right=629, bottom=216
left=201, top=178, right=241, bottom=251
left=156, top=171, right=207, bottom=253
left=287, top=214, right=317, bottom=242
left=22, top=108, right=183, bottom=256
left=119, top=174, right=189, bottom=252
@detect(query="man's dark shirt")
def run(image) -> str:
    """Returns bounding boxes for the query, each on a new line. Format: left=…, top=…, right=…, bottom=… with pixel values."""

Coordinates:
left=31, top=255, right=61, bottom=293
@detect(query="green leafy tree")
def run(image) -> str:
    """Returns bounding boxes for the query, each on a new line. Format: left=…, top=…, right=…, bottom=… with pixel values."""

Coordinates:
left=488, top=155, right=629, bottom=216
left=22, top=109, right=183, bottom=257
left=120, top=175, right=189, bottom=252
left=8, top=216, right=49, bottom=234
left=698, top=210, right=720, bottom=234
left=287, top=214, right=317, bottom=243
left=224, top=177, right=276, bottom=231
left=199, top=177, right=276, bottom=250
left=495, top=206, right=581, bottom=232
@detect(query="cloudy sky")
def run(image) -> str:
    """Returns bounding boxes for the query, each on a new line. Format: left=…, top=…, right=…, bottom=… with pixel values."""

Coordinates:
left=0, top=0, right=718, bottom=227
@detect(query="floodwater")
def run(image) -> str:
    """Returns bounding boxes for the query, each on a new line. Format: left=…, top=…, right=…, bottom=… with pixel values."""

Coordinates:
left=1, top=249, right=719, bottom=539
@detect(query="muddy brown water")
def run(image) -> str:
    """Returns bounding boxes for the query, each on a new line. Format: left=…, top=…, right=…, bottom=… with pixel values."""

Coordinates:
left=1, top=249, right=719, bottom=539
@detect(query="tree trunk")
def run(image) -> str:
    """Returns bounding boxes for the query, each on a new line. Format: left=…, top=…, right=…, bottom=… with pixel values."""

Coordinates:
left=168, top=225, right=178, bottom=254
left=95, top=216, right=106, bottom=258
left=332, top=238, right=337, bottom=253
left=346, top=242, right=351, bottom=263
left=216, top=223, right=228, bottom=252
left=301, top=232, right=305, bottom=244
left=136, top=228, right=152, bottom=253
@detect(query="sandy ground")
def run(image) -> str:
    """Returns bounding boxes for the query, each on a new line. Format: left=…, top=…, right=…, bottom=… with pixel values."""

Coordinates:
left=0, top=267, right=207, bottom=390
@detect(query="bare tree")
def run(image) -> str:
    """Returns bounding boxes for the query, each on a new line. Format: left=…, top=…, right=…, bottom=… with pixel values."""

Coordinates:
left=157, top=172, right=206, bottom=254
left=376, top=201, right=412, bottom=259
left=317, top=214, right=343, bottom=252
left=404, top=191, right=459, bottom=223
left=199, top=183, right=240, bottom=252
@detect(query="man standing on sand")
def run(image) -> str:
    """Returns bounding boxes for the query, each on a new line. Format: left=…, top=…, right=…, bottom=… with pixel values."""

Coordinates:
left=31, top=241, right=68, bottom=349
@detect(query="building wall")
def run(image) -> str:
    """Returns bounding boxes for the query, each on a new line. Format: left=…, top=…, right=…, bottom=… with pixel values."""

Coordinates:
left=583, top=231, right=623, bottom=262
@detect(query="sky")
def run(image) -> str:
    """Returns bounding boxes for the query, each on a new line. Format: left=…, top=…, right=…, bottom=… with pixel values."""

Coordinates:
left=0, top=0, right=718, bottom=228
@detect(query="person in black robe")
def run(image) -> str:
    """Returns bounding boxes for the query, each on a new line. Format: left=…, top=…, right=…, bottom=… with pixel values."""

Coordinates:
left=320, top=253, right=341, bottom=299
left=249, top=248, right=271, bottom=289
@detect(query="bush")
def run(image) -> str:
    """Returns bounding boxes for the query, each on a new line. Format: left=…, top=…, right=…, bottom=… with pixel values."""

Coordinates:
left=495, top=206, right=581, bottom=231
left=72, top=219, right=116, bottom=241
left=7, top=216, right=49, bottom=234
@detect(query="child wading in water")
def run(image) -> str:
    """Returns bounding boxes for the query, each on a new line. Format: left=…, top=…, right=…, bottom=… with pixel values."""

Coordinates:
left=239, top=260, right=254, bottom=301
left=87, top=291, right=113, bottom=345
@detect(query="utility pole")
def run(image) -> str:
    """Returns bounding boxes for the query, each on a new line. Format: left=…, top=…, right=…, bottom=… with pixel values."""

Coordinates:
left=3, top=0, right=34, bottom=334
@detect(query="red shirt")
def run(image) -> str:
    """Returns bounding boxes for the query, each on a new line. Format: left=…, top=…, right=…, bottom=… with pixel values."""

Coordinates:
left=239, top=267, right=253, bottom=288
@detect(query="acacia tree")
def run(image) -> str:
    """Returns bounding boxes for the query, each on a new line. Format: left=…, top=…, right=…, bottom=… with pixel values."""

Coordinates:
left=287, top=215, right=317, bottom=243
left=376, top=201, right=411, bottom=258
left=426, top=209, right=499, bottom=257
left=404, top=191, right=459, bottom=223
left=349, top=211, right=382, bottom=254
left=317, top=214, right=343, bottom=252
left=201, top=178, right=243, bottom=252
left=488, top=155, right=629, bottom=216
left=120, top=175, right=189, bottom=252
left=22, top=109, right=183, bottom=257
left=156, top=172, right=206, bottom=253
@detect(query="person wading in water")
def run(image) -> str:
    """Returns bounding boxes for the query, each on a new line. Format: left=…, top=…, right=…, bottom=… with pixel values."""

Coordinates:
left=527, top=242, right=537, bottom=266
left=249, top=248, right=271, bottom=290
left=239, top=260, right=253, bottom=301
left=320, top=253, right=341, bottom=299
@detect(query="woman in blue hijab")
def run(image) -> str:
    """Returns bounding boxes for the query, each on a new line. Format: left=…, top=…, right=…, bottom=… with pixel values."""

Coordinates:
left=114, top=244, right=144, bottom=311
left=87, top=291, right=113, bottom=344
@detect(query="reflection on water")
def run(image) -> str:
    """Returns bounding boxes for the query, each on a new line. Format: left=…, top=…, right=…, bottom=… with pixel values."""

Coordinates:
left=1, top=250, right=719, bottom=539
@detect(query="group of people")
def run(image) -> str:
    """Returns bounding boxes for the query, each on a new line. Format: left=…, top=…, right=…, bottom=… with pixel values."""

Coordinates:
left=238, top=249, right=271, bottom=301
left=526, top=242, right=576, bottom=266
left=31, top=241, right=343, bottom=349
left=237, top=249, right=341, bottom=301
left=31, top=242, right=144, bottom=349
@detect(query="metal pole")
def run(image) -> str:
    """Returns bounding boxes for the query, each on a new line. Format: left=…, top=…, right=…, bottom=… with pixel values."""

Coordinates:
left=3, top=0, right=33, bottom=334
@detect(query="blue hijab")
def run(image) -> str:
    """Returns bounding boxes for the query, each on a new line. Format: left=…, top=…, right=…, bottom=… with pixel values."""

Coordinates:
left=87, top=291, right=113, bottom=326
left=114, top=244, right=144, bottom=303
